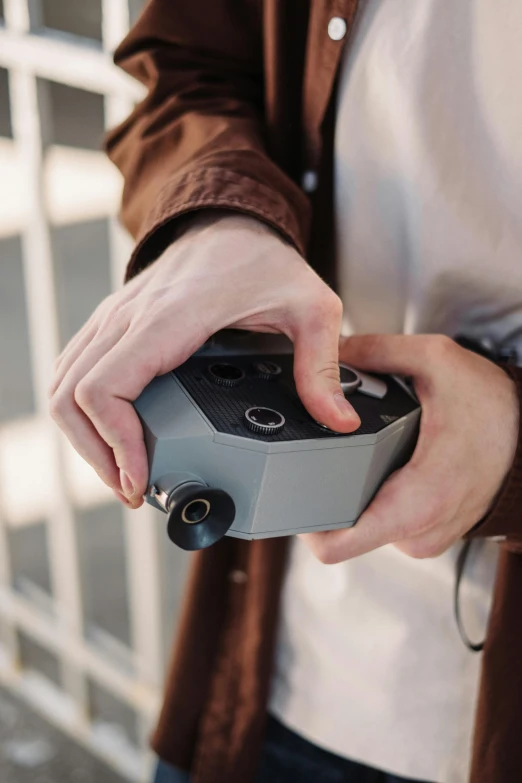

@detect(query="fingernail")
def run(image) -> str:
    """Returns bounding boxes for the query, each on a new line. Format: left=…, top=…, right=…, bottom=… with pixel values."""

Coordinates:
left=334, top=392, right=359, bottom=421
left=120, top=469, right=135, bottom=498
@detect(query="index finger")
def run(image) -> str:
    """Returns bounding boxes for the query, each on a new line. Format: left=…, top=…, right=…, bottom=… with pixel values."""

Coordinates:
left=73, top=325, right=205, bottom=499
left=339, top=333, right=457, bottom=378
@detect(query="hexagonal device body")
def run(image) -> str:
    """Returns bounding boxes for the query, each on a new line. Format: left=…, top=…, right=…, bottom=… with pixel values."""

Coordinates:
left=134, top=334, right=420, bottom=549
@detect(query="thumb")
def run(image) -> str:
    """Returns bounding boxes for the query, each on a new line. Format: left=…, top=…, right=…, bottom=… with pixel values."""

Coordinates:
left=291, top=307, right=361, bottom=433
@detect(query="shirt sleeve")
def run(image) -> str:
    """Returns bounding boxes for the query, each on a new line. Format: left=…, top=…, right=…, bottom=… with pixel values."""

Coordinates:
left=105, top=0, right=310, bottom=280
left=468, top=365, right=522, bottom=552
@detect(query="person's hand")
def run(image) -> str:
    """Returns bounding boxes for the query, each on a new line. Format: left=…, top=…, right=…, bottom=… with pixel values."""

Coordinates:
left=49, top=212, right=360, bottom=508
left=301, top=334, right=519, bottom=564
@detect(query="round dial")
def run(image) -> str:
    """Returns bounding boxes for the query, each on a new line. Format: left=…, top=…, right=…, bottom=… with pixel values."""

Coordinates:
left=252, top=360, right=282, bottom=381
left=244, top=406, right=285, bottom=436
left=207, top=362, right=246, bottom=387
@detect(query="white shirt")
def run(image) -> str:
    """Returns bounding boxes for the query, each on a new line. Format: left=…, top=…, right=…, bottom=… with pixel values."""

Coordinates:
left=269, top=1, right=522, bottom=781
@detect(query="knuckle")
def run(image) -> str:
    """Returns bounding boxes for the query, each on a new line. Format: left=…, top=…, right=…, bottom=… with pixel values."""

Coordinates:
left=53, top=354, right=64, bottom=373
left=136, top=301, right=176, bottom=335
left=401, top=536, right=447, bottom=560
left=293, top=358, right=340, bottom=393
left=319, top=289, right=343, bottom=320
left=48, top=377, right=59, bottom=399
left=411, top=506, right=440, bottom=538
left=315, top=547, right=338, bottom=565
left=303, top=288, right=343, bottom=326
left=419, top=410, right=444, bottom=442
left=317, top=359, right=342, bottom=384
left=423, top=334, right=455, bottom=363
left=74, top=377, right=100, bottom=413
left=398, top=539, right=425, bottom=559
left=416, top=507, right=438, bottom=535
left=49, top=389, right=71, bottom=424
left=325, top=289, right=343, bottom=318
left=98, top=299, right=130, bottom=331
left=97, top=291, right=118, bottom=314
left=309, top=537, right=342, bottom=565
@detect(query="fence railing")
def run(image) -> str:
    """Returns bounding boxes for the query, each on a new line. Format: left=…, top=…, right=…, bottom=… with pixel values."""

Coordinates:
left=0, top=2, right=187, bottom=780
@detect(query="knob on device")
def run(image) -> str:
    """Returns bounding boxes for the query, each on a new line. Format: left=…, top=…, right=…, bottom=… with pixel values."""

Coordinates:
left=244, top=406, right=285, bottom=435
left=339, top=363, right=388, bottom=399
left=253, top=360, right=282, bottom=380
left=208, top=362, right=245, bottom=387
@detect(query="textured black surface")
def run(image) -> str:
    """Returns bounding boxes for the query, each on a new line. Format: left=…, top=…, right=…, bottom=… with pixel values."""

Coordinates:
left=174, top=354, right=419, bottom=442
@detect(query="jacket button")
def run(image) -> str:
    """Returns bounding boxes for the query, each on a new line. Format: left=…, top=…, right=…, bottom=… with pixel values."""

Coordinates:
left=328, top=16, right=347, bottom=41
left=302, top=170, right=318, bottom=193
left=229, top=569, right=248, bottom=584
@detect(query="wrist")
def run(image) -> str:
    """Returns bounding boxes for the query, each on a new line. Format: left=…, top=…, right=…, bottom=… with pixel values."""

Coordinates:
left=177, top=208, right=281, bottom=241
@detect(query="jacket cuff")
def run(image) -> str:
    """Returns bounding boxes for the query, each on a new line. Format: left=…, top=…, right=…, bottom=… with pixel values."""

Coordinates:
left=468, top=365, right=522, bottom=549
left=124, top=164, right=310, bottom=281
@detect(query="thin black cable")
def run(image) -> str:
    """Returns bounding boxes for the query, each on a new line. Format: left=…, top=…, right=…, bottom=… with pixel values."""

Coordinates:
left=454, top=540, right=485, bottom=653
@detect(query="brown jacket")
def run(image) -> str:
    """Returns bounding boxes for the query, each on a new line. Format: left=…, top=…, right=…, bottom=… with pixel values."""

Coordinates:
left=106, top=2, right=522, bottom=781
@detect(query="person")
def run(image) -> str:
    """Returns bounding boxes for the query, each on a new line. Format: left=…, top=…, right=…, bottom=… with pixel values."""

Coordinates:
left=48, top=1, right=522, bottom=782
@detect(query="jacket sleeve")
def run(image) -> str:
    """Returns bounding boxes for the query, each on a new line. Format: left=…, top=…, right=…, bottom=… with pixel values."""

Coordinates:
left=468, top=365, right=522, bottom=552
left=105, top=0, right=311, bottom=279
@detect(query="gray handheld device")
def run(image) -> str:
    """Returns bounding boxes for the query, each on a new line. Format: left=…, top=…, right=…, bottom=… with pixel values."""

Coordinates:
left=135, top=332, right=421, bottom=550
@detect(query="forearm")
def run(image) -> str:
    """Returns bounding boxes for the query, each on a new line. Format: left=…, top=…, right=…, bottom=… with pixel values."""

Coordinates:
left=105, top=0, right=310, bottom=278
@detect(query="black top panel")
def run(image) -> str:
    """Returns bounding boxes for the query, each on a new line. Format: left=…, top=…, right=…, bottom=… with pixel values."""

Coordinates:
left=174, top=354, right=419, bottom=442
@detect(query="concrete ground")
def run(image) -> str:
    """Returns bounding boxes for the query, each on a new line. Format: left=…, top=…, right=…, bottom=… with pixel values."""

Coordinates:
left=0, top=687, right=127, bottom=783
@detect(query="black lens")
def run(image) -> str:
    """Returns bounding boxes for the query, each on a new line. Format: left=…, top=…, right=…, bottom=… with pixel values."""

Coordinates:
left=209, top=363, right=244, bottom=380
left=182, top=499, right=210, bottom=524
left=167, top=486, right=236, bottom=551
left=208, top=363, right=246, bottom=386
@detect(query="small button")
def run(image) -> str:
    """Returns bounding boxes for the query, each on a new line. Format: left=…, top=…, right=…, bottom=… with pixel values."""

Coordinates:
left=339, top=364, right=361, bottom=395
left=253, top=360, right=282, bottom=381
left=328, top=16, right=347, bottom=41
left=229, top=569, right=248, bottom=584
left=302, top=170, right=318, bottom=193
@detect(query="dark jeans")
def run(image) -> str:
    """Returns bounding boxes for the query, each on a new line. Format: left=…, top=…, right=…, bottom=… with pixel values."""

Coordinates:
left=153, top=715, right=433, bottom=783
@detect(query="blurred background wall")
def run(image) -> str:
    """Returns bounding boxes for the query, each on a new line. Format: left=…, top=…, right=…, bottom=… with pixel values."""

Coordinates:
left=0, top=1, right=190, bottom=780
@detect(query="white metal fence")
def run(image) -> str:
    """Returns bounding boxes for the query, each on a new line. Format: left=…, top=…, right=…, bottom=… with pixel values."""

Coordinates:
left=0, top=2, right=190, bottom=779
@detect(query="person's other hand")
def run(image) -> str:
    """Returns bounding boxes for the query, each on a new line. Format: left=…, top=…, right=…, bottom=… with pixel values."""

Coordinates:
left=301, top=334, right=519, bottom=563
left=49, top=212, right=360, bottom=508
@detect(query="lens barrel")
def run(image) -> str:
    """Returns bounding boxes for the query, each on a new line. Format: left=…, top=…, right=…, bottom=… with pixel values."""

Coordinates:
left=166, top=483, right=236, bottom=550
